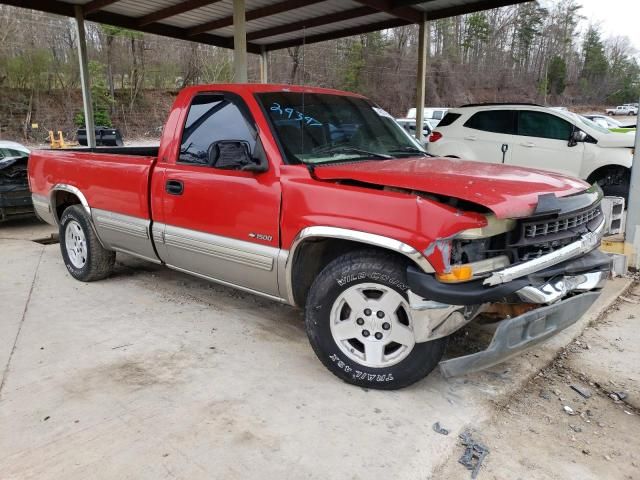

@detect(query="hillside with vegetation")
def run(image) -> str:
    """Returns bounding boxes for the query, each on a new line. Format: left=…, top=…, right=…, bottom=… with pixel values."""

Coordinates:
left=0, top=0, right=638, bottom=143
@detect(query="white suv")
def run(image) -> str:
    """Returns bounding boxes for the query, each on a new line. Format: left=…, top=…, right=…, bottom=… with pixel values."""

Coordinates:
left=427, top=104, right=634, bottom=198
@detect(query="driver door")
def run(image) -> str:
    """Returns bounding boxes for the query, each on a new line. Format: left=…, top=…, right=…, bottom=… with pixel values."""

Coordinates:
left=156, top=92, right=282, bottom=297
left=508, top=110, right=584, bottom=177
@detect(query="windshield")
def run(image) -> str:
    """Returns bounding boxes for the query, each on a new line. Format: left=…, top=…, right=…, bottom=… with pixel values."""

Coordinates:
left=600, top=116, right=622, bottom=127
left=569, top=113, right=610, bottom=135
left=256, top=92, right=426, bottom=165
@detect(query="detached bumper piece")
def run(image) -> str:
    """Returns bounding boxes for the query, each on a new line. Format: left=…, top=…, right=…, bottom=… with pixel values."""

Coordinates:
left=439, top=291, right=600, bottom=377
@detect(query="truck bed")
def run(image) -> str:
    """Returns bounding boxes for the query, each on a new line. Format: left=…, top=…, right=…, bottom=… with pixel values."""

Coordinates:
left=28, top=148, right=157, bottom=220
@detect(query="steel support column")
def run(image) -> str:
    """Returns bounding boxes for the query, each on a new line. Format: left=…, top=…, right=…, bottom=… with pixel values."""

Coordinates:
left=415, top=13, right=427, bottom=143
left=75, top=5, right=96, bottom=148
left=260, top=46, right=268, bottom=83
left=233, top=0, right=248, bottom=82
left=624, top=97, right=640, bottom=269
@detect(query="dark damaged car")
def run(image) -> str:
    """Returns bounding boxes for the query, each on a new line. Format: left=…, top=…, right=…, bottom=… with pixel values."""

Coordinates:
left=0, top=141, right=32, bottom=222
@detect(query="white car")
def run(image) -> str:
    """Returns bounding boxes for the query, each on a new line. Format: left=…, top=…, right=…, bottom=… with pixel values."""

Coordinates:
left=427, top=104, right=634, bottom=198
left=395, top=117, right=434, bottom=141
left=406, top=107, right=448, bottom=127
left=0, top=140, right=30, bottom=159
left=582, top=114, right=635, bottom=130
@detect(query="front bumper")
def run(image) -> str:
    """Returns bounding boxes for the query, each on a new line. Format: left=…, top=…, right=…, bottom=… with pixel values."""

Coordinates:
left=438, top=291, right=600, bottom=377
left=406, top=248, right=611, bottom=376
left=407, top=249, right=611, bottom=306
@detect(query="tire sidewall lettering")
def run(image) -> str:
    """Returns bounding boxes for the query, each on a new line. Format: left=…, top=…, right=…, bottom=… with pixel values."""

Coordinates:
left=335, top=271, right=408, bottom=291
left=328, top=353, right=395, bottom=383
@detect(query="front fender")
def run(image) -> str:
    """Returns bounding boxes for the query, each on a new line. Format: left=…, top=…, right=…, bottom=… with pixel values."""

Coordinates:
left=581, top=145, right=633, bottom=180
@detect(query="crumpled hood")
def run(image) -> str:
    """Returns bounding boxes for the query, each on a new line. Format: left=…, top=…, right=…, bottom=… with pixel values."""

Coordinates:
left=313, top=157, right=589, bottom=219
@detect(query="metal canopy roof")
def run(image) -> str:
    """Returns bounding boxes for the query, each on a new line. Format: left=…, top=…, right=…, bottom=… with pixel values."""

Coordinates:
left=4, top=0, right=530, bottom=53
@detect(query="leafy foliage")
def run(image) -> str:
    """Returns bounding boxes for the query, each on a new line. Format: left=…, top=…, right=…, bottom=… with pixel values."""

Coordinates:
left=548, top=56, right=567, bottom=95
left=74, top=61, right=112, bottom=127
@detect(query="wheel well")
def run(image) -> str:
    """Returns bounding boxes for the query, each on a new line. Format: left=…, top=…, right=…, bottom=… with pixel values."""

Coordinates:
left=53, top=190, right=83, bottom=222
left=586, top=165, right=630, bottom=185
left=289, top=238, right=411, bottom=307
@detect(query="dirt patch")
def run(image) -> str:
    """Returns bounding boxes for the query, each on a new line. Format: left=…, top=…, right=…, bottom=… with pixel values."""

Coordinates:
left=64, top=348, right=212, bottom=396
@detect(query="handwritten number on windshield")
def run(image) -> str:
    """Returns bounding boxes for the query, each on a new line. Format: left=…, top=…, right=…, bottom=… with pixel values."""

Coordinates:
left=270, top=102, right=321, bottom=126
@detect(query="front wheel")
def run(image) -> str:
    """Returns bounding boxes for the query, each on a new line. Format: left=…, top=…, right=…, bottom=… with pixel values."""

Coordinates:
left=304, top=250, right=446, bottom=390
left=593, top=167, right=630, bottom=201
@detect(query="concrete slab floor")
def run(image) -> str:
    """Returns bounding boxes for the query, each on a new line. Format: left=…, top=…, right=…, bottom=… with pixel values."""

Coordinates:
left=566, top=283, right=640, bottom=410
left=0, top=217, right=57, bottom=242
left=0, top=230, right=632, bottom=479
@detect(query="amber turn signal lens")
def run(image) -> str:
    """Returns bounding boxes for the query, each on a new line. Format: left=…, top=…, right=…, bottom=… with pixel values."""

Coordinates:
left=436, top=265, right=473, bottom=283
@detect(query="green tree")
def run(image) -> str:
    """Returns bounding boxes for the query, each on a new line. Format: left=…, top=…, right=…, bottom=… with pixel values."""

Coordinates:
left=462, top=13, right=490, bottom=63
left=581, top=26, right=608, bottom=83
left=75, top=61, right=112, bottom=127
left=513, top=4, right=545, bottom=72
left=547, top=56, right=567, bottom=95
left=341, top=32, right=386, bottom=92
left=607, top=58, right=640, bottom=104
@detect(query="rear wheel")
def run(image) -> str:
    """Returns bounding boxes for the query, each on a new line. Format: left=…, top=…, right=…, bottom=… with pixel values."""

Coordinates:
left=59, top=205, right=115, bottom=281
left=304, top=250, right=446, bottom=390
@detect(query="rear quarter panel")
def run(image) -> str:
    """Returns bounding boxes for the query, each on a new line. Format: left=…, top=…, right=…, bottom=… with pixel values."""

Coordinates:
left=29, top=150, right=155, bottom=219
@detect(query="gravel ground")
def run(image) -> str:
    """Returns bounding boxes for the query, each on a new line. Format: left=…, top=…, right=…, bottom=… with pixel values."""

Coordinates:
left=433, top=283, right=640, bottom=480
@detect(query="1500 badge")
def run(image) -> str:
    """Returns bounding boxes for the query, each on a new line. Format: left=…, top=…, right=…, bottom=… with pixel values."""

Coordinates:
left=249, top=233, right=273, bottom=241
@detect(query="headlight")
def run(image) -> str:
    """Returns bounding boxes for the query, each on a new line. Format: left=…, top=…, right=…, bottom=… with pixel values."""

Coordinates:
left=455, top=214, right=516, bottom=240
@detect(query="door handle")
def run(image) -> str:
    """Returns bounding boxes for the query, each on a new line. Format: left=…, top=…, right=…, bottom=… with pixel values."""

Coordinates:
left=520, top=142, right=535, bottom=148
left=464, top=135, right=477, bottom=141
left=165, top=179, right=184, bottom=195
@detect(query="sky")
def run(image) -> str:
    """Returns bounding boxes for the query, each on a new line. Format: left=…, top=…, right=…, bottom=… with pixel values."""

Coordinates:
left=567, top=0, right=640, bottom=52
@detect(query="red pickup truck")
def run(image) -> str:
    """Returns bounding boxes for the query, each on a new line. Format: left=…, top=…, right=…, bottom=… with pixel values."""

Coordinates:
left=29, top=84, right=610, bottom=389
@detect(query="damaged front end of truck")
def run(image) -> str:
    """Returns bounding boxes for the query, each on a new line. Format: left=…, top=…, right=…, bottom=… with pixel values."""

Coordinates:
left=407, top=184, right=610, bottom=376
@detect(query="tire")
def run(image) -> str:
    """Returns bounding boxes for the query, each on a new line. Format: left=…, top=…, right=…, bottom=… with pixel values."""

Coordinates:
left=304, top=250, right=447, bottom=390
left=594, top=167, right=630, bottom=201
left=59, top=205, right=115, bottom=281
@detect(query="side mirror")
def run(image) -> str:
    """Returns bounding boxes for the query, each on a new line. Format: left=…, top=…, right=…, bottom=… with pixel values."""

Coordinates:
left=207, top=140, right=268, bottom=172
left=568, top=129, right=587, bottom=147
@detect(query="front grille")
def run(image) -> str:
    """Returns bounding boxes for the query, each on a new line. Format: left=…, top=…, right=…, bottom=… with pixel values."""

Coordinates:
left=523, top=205, right=602, bottom=239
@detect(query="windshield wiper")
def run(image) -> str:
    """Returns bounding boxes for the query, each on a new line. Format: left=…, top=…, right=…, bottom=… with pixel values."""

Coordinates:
left=314, top=145, right=393, bottom=159
left=387, top=146, right=431, bottom=156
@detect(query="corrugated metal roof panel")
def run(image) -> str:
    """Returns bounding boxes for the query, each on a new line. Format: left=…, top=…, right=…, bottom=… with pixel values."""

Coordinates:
left=251, top=11, right=393, bottom=45
left=102, top=0, right=179, bottom=17
left=415, top=0, right=503, bottom=13
left=6, top=0, right=530, bottom=49
left=160, top=0, right=235, bottom=28
left=212, top=0, right=364, bottom=36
